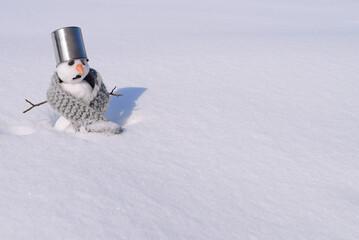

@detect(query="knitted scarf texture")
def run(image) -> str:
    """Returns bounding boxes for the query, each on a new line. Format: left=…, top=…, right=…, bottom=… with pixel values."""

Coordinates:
left=47, top=68, right=110, bottom=129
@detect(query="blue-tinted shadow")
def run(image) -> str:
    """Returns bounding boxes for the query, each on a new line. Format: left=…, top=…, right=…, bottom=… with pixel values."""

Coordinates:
left=105, top=87, right=147, bottom=126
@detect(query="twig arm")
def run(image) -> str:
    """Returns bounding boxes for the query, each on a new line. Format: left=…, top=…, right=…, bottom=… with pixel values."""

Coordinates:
left=23, top=99, right=48, bottom=113
left=23, top=85, right=122, bottom=113
left=109, top=86, right=122, bottom=97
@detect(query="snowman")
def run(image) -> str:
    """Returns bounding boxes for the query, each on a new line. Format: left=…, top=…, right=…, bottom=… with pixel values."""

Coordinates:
left=45, top=26, right=122, bottom=134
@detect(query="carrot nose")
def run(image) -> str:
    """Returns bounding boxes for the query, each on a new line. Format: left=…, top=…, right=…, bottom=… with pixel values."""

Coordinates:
left=76, top=64, right=84, bottom=74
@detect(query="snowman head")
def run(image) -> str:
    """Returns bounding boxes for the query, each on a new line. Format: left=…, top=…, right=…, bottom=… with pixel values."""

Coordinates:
left=57, top=58, right=90, bottom=83
left=52, top=27, right=90, bottom=83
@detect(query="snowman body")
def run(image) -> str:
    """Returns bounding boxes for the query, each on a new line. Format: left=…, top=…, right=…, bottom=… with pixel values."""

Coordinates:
left=48, top=26, right=122, bottom=134
left=54, top=58, right=92, bottom=132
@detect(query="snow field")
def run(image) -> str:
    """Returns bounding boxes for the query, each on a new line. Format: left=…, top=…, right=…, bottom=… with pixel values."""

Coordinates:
left=1, top=0, right=359, bottom=239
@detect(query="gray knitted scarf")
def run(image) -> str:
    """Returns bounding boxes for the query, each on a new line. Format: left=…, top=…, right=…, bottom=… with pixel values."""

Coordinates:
left=47, top=68, right=111, bottom=130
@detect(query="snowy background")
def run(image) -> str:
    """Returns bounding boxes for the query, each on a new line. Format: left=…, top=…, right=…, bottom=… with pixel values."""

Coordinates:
left=1, top=0, right=359, bottom=239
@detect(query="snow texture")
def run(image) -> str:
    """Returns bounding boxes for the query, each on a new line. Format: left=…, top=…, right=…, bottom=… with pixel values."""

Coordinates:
left=1, top=0, right=359, bottom=239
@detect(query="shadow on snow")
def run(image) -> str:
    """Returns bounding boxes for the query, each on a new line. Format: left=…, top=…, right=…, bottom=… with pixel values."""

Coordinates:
left=105, top=87, right=147, bottom=126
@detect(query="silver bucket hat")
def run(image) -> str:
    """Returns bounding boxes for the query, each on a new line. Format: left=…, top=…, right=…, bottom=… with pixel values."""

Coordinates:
left=51, top=26, right=87, bottom=65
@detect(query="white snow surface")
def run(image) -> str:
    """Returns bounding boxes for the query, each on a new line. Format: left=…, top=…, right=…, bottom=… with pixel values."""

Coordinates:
left=1, top=0, right=359, bottom=239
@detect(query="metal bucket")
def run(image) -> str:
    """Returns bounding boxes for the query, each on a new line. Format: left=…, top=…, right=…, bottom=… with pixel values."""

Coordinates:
left=51, top=26, right=87, bottom=65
